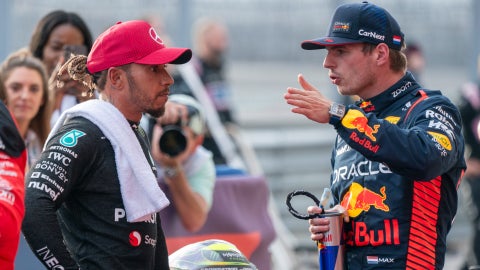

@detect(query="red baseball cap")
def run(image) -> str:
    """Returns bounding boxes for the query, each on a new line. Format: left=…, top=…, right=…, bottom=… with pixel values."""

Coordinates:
left=87, top=20, right=192, bottom=73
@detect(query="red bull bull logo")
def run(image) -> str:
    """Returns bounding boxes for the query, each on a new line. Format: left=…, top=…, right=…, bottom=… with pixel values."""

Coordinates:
left=340, top=183, right=400, bottom=247
left=341, top=109, right=381, bottom=153
left=340, top=183, right=389, bottom=218
left=342, top=110, right=380, bottom=141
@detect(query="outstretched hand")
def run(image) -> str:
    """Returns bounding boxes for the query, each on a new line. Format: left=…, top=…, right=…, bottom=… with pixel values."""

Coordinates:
left=284, top=74, right=332, bottom=124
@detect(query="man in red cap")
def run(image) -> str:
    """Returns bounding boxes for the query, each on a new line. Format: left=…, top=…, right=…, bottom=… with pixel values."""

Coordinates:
left=0, top=100, right=27, bottom=270
left=22, top=20, right=192, bottom=269
left=284, top=2, right=466, bottom=269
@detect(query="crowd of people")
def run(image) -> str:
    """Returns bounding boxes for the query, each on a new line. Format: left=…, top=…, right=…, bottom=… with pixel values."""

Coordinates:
left=0, top=2, right=479, bottom=270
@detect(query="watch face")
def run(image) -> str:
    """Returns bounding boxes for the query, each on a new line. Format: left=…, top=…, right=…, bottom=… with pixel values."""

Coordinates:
left=164, top=167, right=178, bottom=178
left=329, top=103, right=346, bottom=118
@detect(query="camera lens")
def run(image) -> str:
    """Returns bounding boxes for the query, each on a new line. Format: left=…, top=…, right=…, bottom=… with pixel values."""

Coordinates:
left=159, top=125, right=187, bottom=157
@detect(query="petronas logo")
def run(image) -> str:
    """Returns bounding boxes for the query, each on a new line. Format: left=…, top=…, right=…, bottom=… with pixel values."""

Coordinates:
left=60, top=129, right=86, bottom=147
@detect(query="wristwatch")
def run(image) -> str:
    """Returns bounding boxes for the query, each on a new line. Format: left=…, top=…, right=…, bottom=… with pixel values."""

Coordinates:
left=164, top=166, right=179, bottom=178
left=328, top=102, right=346, bottom=125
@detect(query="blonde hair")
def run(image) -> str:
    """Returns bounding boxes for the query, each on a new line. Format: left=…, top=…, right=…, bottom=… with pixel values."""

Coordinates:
left=0, top=48, right=53, bottom=144
left=192, top=17, right=227, bottom=58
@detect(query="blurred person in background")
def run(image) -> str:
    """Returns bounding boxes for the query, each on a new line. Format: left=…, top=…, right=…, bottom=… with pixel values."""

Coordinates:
left=189, top=17, right=234, bottom=125
left=29, top=10, right=94, bottom=127
left=143, top=94, right=215, bottom=233
left=172, top=17, right=236, bottom=166
left=0, top=100, right=27, bottom=270
left=458, top=56, right=480, bottom=270
left=22, top=20, right=192, bottom=269
left=284, top=2, right=465, bottom=269
left=0, top=49, right=52, bottom=169
left=405, top=41, right=426, bottom=85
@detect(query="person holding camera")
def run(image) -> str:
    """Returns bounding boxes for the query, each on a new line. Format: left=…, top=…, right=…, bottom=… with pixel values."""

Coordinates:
left=146, top=94, right=215, bottom=233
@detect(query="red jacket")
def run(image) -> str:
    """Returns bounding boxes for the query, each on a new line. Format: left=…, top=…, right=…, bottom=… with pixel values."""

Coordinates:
left=0, top=101, right=26, bottom=270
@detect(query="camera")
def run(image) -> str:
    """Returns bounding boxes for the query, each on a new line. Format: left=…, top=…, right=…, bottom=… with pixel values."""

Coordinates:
left=159, top=105, right=199, bottom=157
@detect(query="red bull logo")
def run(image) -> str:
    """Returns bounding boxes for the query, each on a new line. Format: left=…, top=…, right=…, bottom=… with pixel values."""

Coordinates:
left=345, top=219, right=400, bottom=246
left=340, top=183, right=400, bottom=247
left=341, top=109, right=381, bottom=153
left=359, top=101, right=375, bottom=112
left=341, top=109, right=380, bottom=142
left=340, top=183, right=389, bottom=218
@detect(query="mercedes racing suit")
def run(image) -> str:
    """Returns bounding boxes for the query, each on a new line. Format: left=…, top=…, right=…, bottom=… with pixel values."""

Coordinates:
left=22, top=117, right=169, bottom=270
left=330, top=72, right=466, bottom=269
left=0, top=101, right=26, bottom=270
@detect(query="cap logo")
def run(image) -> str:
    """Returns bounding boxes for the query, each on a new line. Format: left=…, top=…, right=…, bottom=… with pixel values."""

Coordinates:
left=149, top=27, right=164, bottom=45
left=332, top=22, right=350, bottom=33
left=358, top=29, right=385, bottom=41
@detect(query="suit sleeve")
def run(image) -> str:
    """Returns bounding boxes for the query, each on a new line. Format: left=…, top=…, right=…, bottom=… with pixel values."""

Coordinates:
left=0, top=102, right=26, bottom=269
left=334, top=97, right=464, bottom=180
left=22, top=119, right=97, bottom=270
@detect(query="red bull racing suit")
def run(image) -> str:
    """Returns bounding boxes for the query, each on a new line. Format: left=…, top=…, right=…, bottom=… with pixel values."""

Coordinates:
left=330, top=72, right=466, bottom=269
left=22, top=117, right=169, bottom=270
left=0, top=101, right=26, bottom=270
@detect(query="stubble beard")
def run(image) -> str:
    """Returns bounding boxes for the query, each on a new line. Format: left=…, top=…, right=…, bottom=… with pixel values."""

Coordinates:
left=126, top=71, right=166, bottom=118
left=147, top=107, right=165, bottom=118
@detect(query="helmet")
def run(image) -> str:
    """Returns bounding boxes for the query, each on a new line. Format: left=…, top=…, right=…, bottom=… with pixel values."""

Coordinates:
left=169, top=239, right=258, bottom=270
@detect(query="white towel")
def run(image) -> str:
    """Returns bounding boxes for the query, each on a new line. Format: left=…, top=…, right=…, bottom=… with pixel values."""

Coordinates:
left=47, top=99, right=170, bottom=222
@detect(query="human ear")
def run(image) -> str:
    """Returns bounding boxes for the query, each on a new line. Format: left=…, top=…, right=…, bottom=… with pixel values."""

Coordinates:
left=375, top=43, right=390, bottom=66
left=107, top=67, right=125, bottom=90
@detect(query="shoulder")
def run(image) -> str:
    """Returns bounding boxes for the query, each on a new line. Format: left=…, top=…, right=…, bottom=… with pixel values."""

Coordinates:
left=0, top=102, right=25, bottom=157
left=416, top=89, right=458, bottom=110
left=404, top=89, right=462, bottom=128
left=46, top=116, right=109, bottom=153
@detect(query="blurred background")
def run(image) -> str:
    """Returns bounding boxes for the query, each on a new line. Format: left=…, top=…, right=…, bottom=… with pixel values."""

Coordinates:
left=3, top=0, right=477, bottom=269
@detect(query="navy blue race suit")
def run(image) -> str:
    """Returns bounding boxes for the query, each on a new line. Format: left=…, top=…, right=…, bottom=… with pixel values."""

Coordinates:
left=330, top=72, right=466, bottom=269
left=22, top=117, right=169, bottom=270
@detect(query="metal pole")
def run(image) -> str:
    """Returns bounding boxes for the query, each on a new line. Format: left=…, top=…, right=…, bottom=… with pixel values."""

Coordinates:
left=177, top=0, right=193, bottom=48
left=471, top=0, right=480, bottom=81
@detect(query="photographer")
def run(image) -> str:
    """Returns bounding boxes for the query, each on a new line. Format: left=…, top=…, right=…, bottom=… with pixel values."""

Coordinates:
left=147, top=94, right=215, bottom=232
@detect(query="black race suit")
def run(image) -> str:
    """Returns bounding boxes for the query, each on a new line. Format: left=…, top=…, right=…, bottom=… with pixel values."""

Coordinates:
left=330, top=72, right=466, bottom=269
left=22, top=117, right=169, bottom=270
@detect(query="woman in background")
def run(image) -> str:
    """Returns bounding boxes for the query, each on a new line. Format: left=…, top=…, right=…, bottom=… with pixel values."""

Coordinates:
left=0, top=49, right=52, bottom=168
left=29, top=10, right=94, bottom=126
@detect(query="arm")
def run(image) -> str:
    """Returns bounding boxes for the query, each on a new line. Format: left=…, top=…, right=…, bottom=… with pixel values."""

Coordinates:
left=163, top=163, right=210, bottom=232
left=0, top=102, right=26, bottom=269
left=335, top=97, right=464, bottom=180
left=151, top=124, right=215, bottom=232
left=22, top=119, right=96, bottom=269
left=284, top=75, right=464, bottom=180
